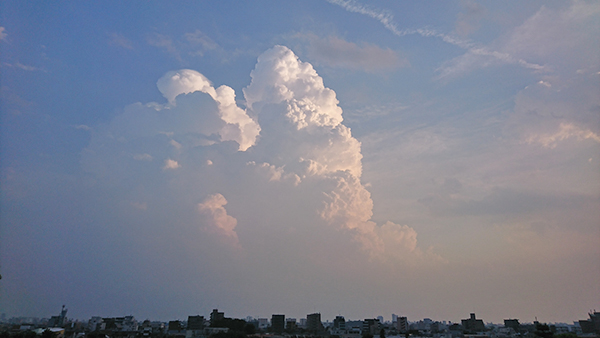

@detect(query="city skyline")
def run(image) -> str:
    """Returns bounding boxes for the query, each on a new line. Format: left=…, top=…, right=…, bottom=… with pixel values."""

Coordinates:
left=4, top=306, right=598, bottom=327
left=1, top=0, right=599, bottom=324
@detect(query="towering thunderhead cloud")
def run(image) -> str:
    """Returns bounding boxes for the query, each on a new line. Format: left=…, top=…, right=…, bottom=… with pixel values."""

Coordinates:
left=83, top=46, right=427, bottom=262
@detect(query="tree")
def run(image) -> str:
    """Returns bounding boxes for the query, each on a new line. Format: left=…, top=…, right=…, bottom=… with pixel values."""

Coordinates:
left=534, top=323, right=553, bottom=338
left=243, top=324, right=255, bottom=335
left=210, top=331, right=245, bottom=338
left=211, top=318, right=247, bottom=332
left=379, top=328, right=385, bottom=338
left=41, top=330, right=56, bottom=338
left=554, top=333, right=577, bottom=338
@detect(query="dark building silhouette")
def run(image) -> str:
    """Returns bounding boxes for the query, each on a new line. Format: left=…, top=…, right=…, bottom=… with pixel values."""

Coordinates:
left=461, top=313, right=485, bottom=333
left=362, top=319, right=381, bottom=335
left=210, top=309, right=225, bottom=324
left=286, top=318, right=297, bottom=332
left=397, top=317, right=408, bottom=333
left=187, top=316, right=204, bottom=330
left=168, top=320, right=183, bottom=334
left=271, top=314, right=285, bottom=334
left=333, top=316, right=346, bottom=330
left=449, top=323, right=463, bottom=333
left=48, top=305, right=68, bottom=327
left=579, top=311, right=600, bottom=334
left=504, top=319, right=520, bottom=332
left=306, top=313, right=323, bottom=333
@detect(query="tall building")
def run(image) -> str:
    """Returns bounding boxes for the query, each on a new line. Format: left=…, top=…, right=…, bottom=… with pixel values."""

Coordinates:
left=271, top=314, right=285, bottom=334
left=363, top=319, right=381, bottom=336
left=396, top=317, right=408, bottom=333
left=210, top=309, right=225, bottom=324
left=258, top=318, right=269, bottom=330
left=461, top=313, right=485, bottom=333
left=186, top=316, right=205, bottom=338
left=286, top=318, right=297, bottom=331
left=578, top=312, right=600, bottom=334
left=334, top=316, right=346, bottom=330
left=48, top=305, right=68, bottom=327
left=306, top=313, right=323, bottom=333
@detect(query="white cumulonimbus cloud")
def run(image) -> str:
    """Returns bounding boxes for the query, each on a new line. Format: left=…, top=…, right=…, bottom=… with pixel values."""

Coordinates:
left=243, top=46, right=421, bottom=260
left=83, top=45, right=427, bottom=261
left=157, top=69, right=261, bottom=151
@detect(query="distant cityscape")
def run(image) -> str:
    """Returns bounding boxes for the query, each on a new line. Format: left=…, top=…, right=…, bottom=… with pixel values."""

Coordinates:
left=1, top=307, right=599, bottom=338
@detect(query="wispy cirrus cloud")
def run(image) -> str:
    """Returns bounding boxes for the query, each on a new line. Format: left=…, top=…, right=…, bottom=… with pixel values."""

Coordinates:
left=454, top=0, right=487, bottom=36
left=109, top=32, right=134, bottom=50
left=438, top=1, right=600, bottom=80
left=148, top=30, right=223, bottom=62
left=148, top=33, right=182, bottom=61
left=2, top=62, right=45, bottom=72
left=526, top=123, right=600, bottom=149
left=74, top=124, right=91, bottom=131
left=184, top=30, right=218, bottom=56
left=0, top=26, right=7, bottom=41
left=326, top=0, right=545, bottom=78
left=302, top=34, right=408, bottom=72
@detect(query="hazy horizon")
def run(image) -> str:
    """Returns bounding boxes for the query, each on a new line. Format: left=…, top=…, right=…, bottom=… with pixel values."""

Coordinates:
left=4, top=306, right=593, bottom=325
left=1, top=1, right=598, bottom=325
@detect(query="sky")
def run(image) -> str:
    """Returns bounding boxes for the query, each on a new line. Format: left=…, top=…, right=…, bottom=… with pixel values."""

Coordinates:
left=1, top=0, right=599, bottom=325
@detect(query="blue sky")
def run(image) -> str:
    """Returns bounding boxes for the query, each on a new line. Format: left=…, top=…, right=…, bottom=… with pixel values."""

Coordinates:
left=1, top=0, right=599, bottom=324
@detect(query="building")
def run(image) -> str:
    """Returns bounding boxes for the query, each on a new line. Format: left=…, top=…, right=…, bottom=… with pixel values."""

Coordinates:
left=286, top=318, right=297, bottom=332
left=186, top=315, right=204, bottom=338
left=461, top=313, right=485, bottom=333
left=397, top=317, right=408, bottom=333
left=334, top=316, right=346, bottom=331
left=48, top=305, right=68, bottom=328
left=168, top=320, right=184, bottom=334
left=331, top=316, right=346, bottom=335
left=592, top=312, right=600, bottom=333
left=210, top=309, right=225, bottom=324
left=306, top=313, right=324, bottom=333
left=187, top=316, right=204, bottom=330
left=121, top=316, right=138, bottom=331
left=257, top=318, right=269, bottom=330
left=362, top=319, right=381, bottom=336
left=504, top=319, right=520, bottom=333
left=579, top=311, right=600, bottom=334
left=271, top=314, right=285, bottom=334
left=88, top=317, right=103, bottom=331
left=97, top=316, right=137, bottom=332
